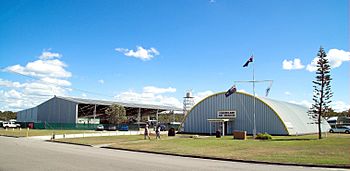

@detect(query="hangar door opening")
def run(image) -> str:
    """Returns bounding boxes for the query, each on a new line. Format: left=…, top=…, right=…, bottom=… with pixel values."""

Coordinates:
left=207, top=111, right=236, bottom=136
left=208, top=119, right=235, bottom=136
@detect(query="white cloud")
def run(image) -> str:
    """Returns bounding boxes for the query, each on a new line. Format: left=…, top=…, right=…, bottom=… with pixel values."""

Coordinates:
left=81, top=93, right=87, bottom=97
left=115, top=46, right=159, bottom=61
left=39, top=50, right=62, bottom=60
left=21, top=82, right=67, bottom=96
left=1, top=78, right=68, bottom=98
left=3, top=89, right=22, bottom=99
left=306, top=48, right=350, bottom=72
left=284, top=91, right=291, bottom=96
left=5, top=59, right=71, bottom=78
left=114, top=86, right=181, bottom=108
left=306, top=58, right=318, bottom=72
left=0, top=89, right=49, bottom=111
left=0, top=79, right=22, bottom=88
left=327, top=49, right=350, bottom=68
left=282, top=58, right=305, bottom=70
left=40, top=77, right=71, bottom=87
left=143, top=86, right=176, bottom=94
left=98, top=79, right=104, bottom=84
left=193, top=90, right=214, bottom=104
left=289, top=100, right=349, bottom=112
left=0, top=80, right=68, bottom=111
left=1, top=50, right=72, bottom=111
left=331, top=101, right=350, bottom=112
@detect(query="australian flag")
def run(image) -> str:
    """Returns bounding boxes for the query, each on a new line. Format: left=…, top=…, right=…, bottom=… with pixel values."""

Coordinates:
left=225, top=85, right=237, bottom=97
left=243, top=55, right=253, bottom=67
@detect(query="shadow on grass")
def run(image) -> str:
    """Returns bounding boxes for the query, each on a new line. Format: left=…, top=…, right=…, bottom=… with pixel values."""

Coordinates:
left=271, top=138, right=316, bottom=141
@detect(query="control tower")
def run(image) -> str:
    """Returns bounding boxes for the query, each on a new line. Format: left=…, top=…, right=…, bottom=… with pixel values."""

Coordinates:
left=183, top=90, right=194, bottom=116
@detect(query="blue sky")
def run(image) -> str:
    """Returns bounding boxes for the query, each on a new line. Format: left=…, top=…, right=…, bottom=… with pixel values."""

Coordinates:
left=0, top=0, right=349, bottom=112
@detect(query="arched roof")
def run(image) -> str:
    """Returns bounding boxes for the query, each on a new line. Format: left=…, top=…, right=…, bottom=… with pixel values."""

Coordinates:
left=182, top=91, right=330, bottom=135
left=258, top=96, right=330, bottom=134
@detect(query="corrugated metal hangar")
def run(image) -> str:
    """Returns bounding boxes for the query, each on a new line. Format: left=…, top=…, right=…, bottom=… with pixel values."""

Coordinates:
left=17, top=96, right=182, bottom=124
left=182, top=92, right=330, bottom=135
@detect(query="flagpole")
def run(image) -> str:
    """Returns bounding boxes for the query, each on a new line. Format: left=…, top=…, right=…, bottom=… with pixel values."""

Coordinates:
left=252, top=54, right=256, bottom=138
left=233, top=54, right=272, bottom=138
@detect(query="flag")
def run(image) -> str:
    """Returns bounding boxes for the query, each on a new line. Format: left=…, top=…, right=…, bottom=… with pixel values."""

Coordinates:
left=265, top=81, right=273, bottom=97
left=243, top=55, right=253, bottom=67
left=265, top=87, right=270, bottom=97
left=225, top=85, right=237, bottom=97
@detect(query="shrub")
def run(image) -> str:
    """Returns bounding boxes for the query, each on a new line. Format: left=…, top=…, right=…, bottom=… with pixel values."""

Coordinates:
left=255, top=133, right=272, bottom=140
left=168, top=128, right=176, bottom=136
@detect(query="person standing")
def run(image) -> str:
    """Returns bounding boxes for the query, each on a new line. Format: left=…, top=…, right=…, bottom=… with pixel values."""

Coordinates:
left=144, top=124, right=150, bottom=140
left=155, top=125, right=161, bottom=140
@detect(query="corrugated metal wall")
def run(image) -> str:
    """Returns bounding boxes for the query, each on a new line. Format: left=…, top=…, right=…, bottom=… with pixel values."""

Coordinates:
left=37, top=97, right=77, bottom=123
left=183, top=93, right=288, bottom=135
left=17, top=107, right=38, bottom=122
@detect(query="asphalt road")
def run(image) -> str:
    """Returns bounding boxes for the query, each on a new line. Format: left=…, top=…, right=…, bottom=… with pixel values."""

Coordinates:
left=0, top=136, right=347, bottom=171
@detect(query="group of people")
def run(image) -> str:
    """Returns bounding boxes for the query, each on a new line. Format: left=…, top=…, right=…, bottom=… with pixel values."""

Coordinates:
left=144, top=124, right=161, bottom=140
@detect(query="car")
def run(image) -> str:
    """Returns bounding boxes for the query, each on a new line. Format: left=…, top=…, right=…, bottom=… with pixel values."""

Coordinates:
left=159, top=124, right=166, bottom=131
left=107, top=125, right=117, bottom=131
left=2, top=121, right=21, bottom=129
left=329, top=126, right=350, bottom=134
left=118, top=124, right=128, bottom=131
left=96, top=125, right=104, bottom=131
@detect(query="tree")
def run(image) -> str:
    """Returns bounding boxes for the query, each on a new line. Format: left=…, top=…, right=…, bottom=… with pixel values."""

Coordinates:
left=105, top=104, right=127, bottom=125
left=339, top=109, right=350, bottom=117
left=309, top=47, right=333, bottom=139
left=158, top=114, right=184, bottom=123
left=325, top=108, right=350, bottom=118
left=0, top=111, right=17, bottom=121
left=324, top=108, right=337, bottom=118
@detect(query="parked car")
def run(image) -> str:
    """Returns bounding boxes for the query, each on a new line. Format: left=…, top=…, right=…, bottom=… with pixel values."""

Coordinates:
left=118, top=124, right=128, bottom=131
left=107, top=125, right=117, bottom=131
left=159, top=124, right=166, bottom=131
left=2, top=121, right=21, bottom=129
left=96, top=125, right=104, bottom=131
left=329, top=126, right=350, bottom=134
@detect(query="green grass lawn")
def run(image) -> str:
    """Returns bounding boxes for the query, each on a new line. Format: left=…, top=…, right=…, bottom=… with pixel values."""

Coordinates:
left=56, top=133, right=350, bottom=167
left=0, top=128, right=95, bottom=137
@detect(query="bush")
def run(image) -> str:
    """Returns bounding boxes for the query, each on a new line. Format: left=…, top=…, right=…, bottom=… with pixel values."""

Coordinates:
left=255, top=133, right=272, bottom=140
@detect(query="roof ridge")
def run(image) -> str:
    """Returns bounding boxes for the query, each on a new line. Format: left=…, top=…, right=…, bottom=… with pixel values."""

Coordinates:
left=54, top=96, right=182, bottom=110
